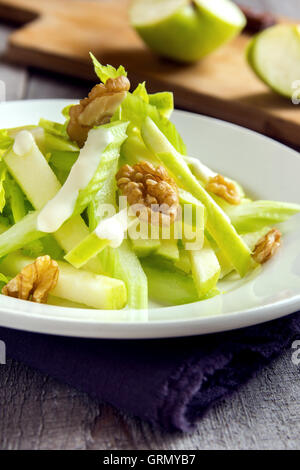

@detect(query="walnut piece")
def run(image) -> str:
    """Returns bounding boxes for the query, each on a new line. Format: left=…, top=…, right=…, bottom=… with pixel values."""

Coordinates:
left=116, top=161, right=179, bottom=225
left=252, top=228, right=281, bottom=264
left=206, top=174, right=241, bottom=205
left=2, top=255, right=59, bottom=304
left=67, top=75, right=130, bottom=147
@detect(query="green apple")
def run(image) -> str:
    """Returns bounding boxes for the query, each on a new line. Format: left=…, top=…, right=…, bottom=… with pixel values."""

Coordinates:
left=130, top=0, right=246, bottom=62
left=247, top=24, right=300, bottom=98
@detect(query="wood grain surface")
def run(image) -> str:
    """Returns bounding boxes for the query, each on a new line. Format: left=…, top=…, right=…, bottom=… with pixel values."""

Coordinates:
left=0, top=0, right=300, bottom=451
left=1, top=0, right=300, bottom=146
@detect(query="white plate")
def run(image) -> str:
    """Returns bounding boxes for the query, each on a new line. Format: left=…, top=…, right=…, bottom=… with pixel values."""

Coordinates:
left=0, top=99, right=299, bottom=339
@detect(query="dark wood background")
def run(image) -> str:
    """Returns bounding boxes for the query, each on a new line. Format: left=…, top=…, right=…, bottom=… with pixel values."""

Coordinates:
left=0, top=0, right=300, bottom=450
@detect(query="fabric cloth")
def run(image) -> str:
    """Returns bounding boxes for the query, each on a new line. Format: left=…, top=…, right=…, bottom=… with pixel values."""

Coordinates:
left=0, top=312, right=299, bottom=432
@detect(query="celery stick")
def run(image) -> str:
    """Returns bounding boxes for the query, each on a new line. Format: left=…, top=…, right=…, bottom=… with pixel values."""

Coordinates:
left=142, top=258, right=198, bottom=306
left=241, top=227, right=271, bottom=251
left=224, top=200, right=300, bottom=233
left=156, top=239, right=179, bottom=261
left=141, top=117, right=252, bottom=277
left=130, top=237, right=161, bottom=257
left=0, top=221, right=8, bottom=234
left=0, top=252, right=127, bottom=310
left=188, top=239, right=221, bottom=298
left=0, top=211, right=46, bottom=258
left=4, top=136, right=103, bottom=273
left=174, top=246, right=192, bottom=274
left=4, top=140, right=61, bottom=210
left=65, top=232, right=110, bottom=269
left=179, top=188, right=206, bottom=227
left=105, top=240, right=148, bottom=309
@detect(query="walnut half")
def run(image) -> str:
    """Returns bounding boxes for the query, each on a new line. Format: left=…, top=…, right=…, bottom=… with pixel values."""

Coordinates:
left=67, top=75, right=130, bottom=147
left=252, top=228, right=281, bottom=264
left=116, top=161, right=179, bottom=225
left=2, top=255, right=59, bottom=304
left=206, top=174, right=241, bottom=205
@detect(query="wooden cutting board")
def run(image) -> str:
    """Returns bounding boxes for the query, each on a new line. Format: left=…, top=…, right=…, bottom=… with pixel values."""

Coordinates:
left=0, top=0, right=300, bottom=146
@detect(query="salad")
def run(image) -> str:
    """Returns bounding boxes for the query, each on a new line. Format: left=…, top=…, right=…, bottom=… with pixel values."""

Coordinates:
left=0, top=53, right=299, bottom=311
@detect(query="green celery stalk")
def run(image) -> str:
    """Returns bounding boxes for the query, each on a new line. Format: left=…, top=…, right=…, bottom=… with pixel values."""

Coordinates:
left=224, top=200, right=300, bottom=233
left=174, top=246, right=192, bottom=274
left=3, top=134, right=103, bottom=272
left=0, top=252, right=127, bottom=310
left=4, top=174, right=27, bottom=223
left=0, top=211, right=46, bottom=258
left=109, top=239, right=148, bottom=309
left=142, top=257, right=198, bottom=306
left=141, top=117, right=252, bottom=277
left=156, top=239, right=179, bottom=262
left=64, top=232, right=110, bottom=269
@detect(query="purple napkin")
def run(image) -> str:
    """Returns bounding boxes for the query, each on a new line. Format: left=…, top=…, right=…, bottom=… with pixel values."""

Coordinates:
left=0, top=313, right=299, bottom=432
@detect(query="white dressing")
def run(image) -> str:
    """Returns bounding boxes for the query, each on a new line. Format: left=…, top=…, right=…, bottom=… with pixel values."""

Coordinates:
left=95, top=209, right=129, bottom=248
left=37, top=127, right=113, bottom=233
left=184, top=156, right=216, bottom=183
left=13, top=130, right=35, bottom=156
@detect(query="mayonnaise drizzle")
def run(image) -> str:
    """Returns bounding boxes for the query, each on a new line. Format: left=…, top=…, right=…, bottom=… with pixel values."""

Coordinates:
left=13, top=130, right=35, bottom=156
left=37, top=127, right=113, bottom=233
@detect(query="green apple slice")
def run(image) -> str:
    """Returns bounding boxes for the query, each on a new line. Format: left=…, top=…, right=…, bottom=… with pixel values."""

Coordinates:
left=130, top=0, right=246, bottom=62
left=247, top=25, right=300, bottom=98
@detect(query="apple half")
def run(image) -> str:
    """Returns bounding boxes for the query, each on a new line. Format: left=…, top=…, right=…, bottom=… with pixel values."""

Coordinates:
left=130, top=0, right=246, bottom=62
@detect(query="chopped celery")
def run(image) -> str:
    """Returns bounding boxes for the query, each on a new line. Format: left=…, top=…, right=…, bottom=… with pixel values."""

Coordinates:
left=88, top=159, right=119, bottom=233
left=149, top=92, right=174, bottom=118
left=0, top=162, right=6, bottom=213
left=142, top=258, right=198, bottom=306
left=4, top=174, right=27, bottom=223
left=112, top=92, right=186, bottom=155
left=130, top=237, right=161, bottom=257
left=205, top=231, right=233, bottom=279
left=174, top=246, right=192, bottom=274
left=4, top=135, right=103, bottom=273
left=156, top=239, right=179, bottom=261
left=188, top=238, right=221, bottom=298
left=104, top=240, right=148, bottom=309
left=0, top=211, right=46, bottom=258
left=0, top=253, right=127, bottom=310
left=4, top=138, right=61, bottom=210
left=241, top=227, right=272, bottom=251
left=223, top=200, right=300, bottom=233
left=0, top=218, right=9, bottom=234
left=120, top=127, right=158, bottom=167
left=179, top=188, right=206, bottom=226
left=22, top=235, right=64, bottom=260
left=0, top=130, right=13, bottom=154
left=90, top=53, right=127, bottom=83
left=179, top=188, right=205, bottom=249
left=74, top=121, right=128, bottom=216
left=141, top=117, right=252, bottom=277
left=82, top=130, right=148, bottom=309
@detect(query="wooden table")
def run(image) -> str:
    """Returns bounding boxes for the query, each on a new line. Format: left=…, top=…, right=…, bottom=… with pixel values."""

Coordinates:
left=0, top=0, right=300, bottom=450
